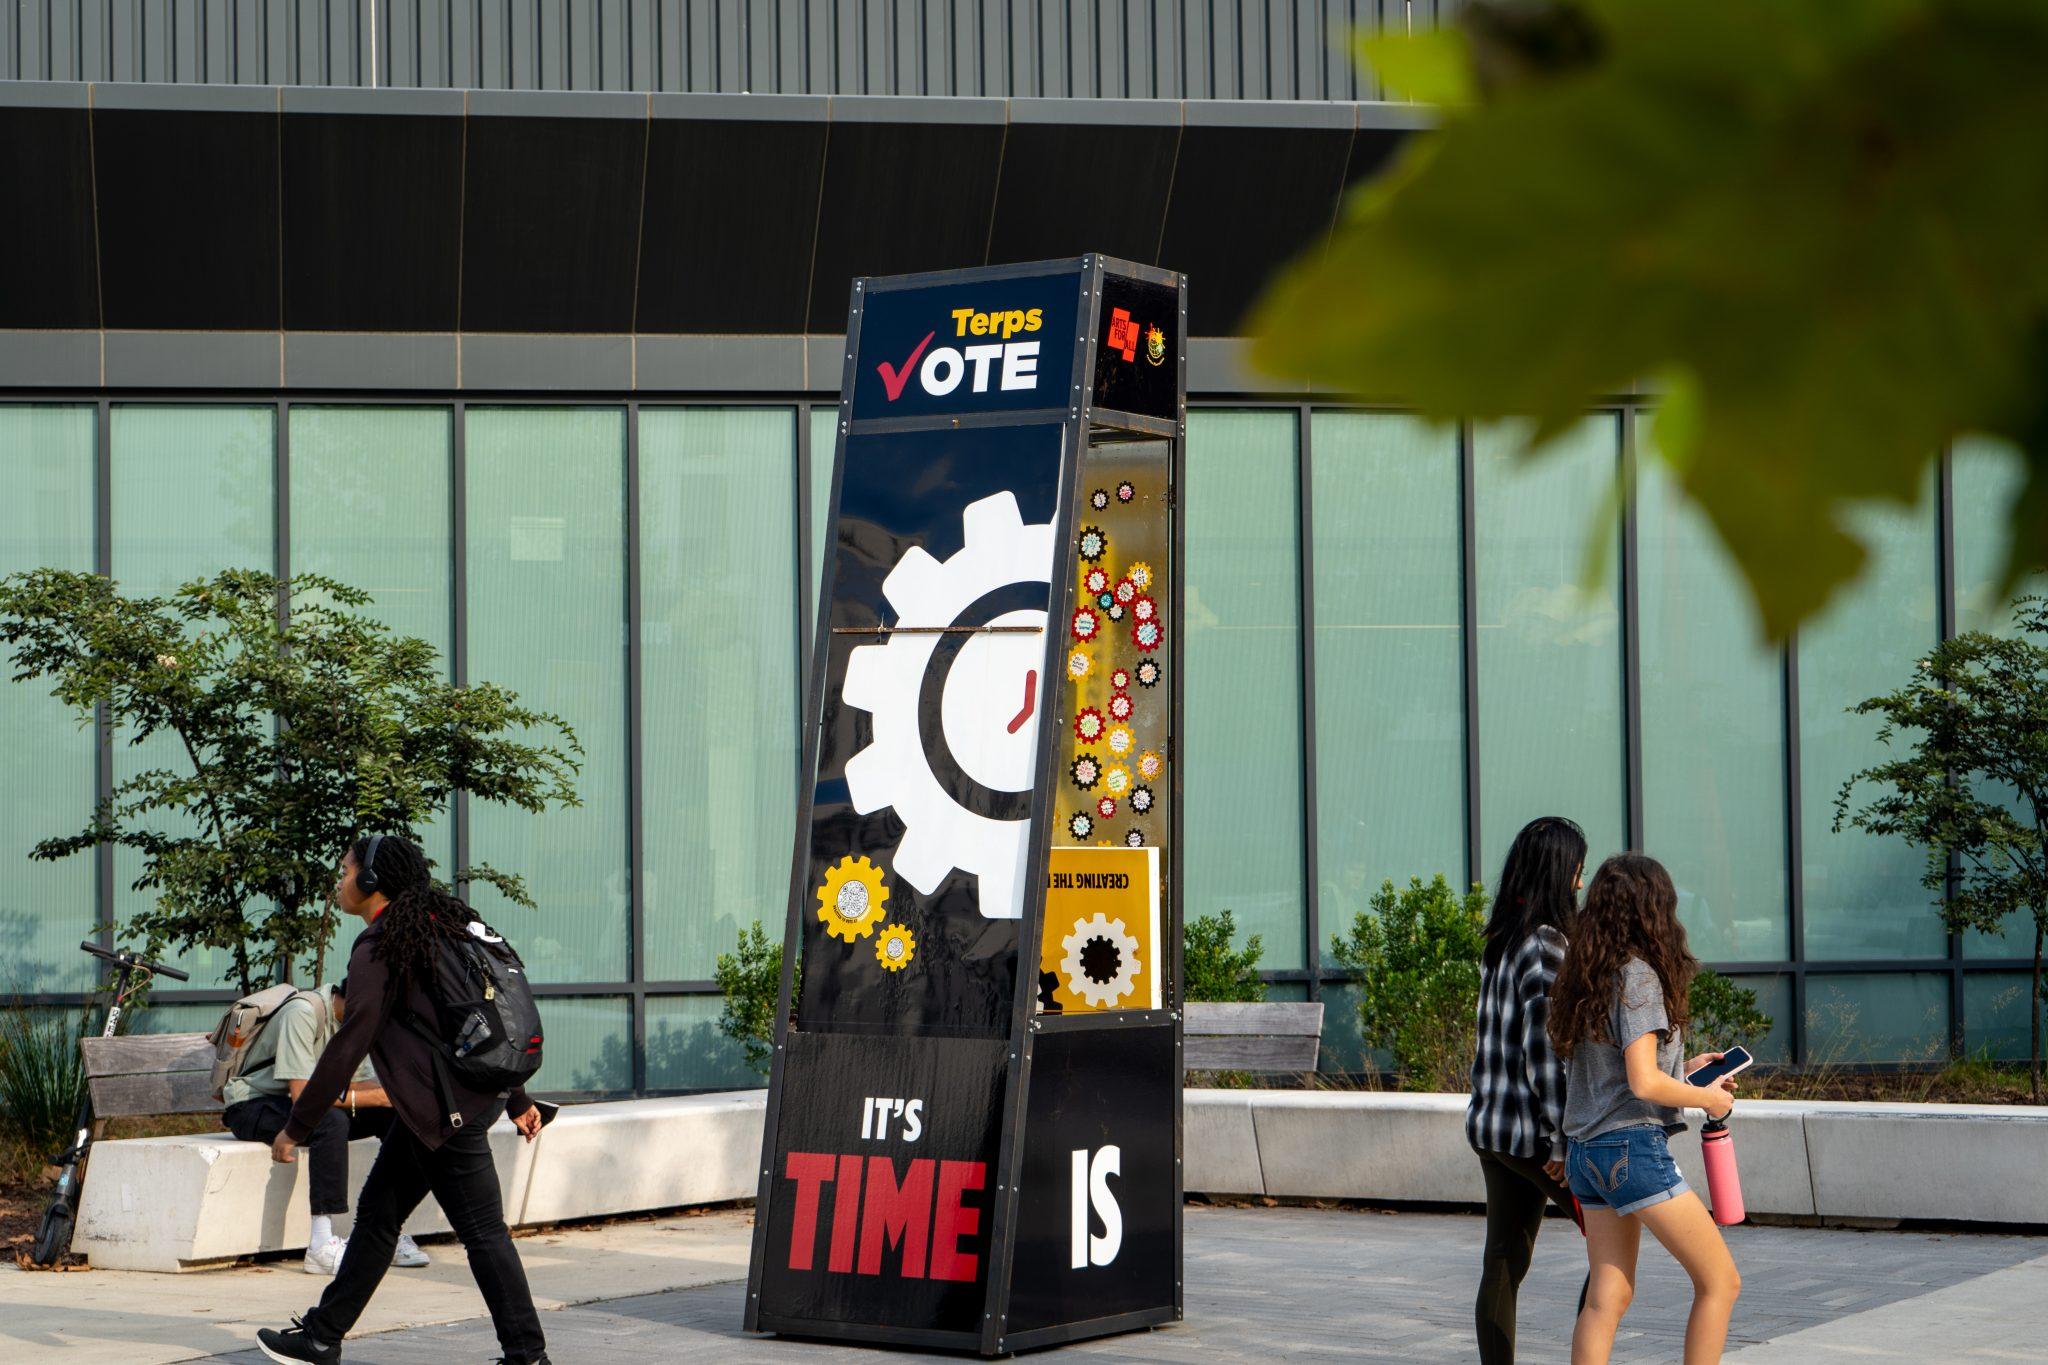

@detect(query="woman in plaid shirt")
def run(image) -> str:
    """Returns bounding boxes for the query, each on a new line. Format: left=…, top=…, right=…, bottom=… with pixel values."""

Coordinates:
left=1466, top=816, right=1587, bottom=1363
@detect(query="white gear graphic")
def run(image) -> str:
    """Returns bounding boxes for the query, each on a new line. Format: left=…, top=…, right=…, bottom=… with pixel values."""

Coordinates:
left=1060, top=913, right=1142, bottom=1008
left=841, top=491, right=1055, bottom=921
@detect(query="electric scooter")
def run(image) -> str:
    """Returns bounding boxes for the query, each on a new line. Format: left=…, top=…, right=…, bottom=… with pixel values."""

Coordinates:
left=29, top=939, right=188, bottom=1266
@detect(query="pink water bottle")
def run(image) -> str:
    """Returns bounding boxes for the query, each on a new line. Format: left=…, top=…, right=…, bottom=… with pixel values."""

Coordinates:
left=1701, top=1119, right=1745, bottom=1226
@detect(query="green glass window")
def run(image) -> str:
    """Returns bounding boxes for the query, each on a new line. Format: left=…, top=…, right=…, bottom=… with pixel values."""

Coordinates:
left=465, top=408, right=629, bottom=984
left=110, top=405, right=277, bottom=990
left=1310, top=413, right=1466, bottom=944
left=1637, top=454, right=1790, bottom=963
left=1184, top=410, right=1306, bottom=970
left=0, top=405, right=98, bottom=994
left=808, top=405, right=839, bottom=613
left=640, top=408, right=801, bottom=983
left=1798, top=486, right=1942, bottom=961
left=1805, top=973, right=1949, bottom=1064
left=645, top=994, right=763, bottom=1091
left=1474, top=417, right=1626, bottom=878
left=538, top=995, right=633, bottom=1093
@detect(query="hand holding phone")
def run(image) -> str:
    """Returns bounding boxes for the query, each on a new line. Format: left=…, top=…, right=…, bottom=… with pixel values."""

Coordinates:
left=1685, top=1045, right=1754, bottom=1088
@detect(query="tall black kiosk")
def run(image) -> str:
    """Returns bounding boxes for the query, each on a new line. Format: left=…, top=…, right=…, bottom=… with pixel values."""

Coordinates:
left=745, top=257, right=1187, bottom=1355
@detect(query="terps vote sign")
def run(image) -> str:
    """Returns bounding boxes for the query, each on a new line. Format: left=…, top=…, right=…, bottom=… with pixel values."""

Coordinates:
left=849, top=272, right=1081, bottom=421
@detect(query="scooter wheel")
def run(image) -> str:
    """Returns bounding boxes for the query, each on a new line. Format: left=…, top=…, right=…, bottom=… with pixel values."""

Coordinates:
left=32, top=1202, right=74, bottom=1266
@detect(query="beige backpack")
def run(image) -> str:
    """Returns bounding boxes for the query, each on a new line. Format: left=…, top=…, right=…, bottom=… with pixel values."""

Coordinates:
left=207, top=984, right=325, bottom=1101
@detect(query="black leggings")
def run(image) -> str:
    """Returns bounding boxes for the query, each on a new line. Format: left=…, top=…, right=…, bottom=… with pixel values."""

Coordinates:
left=1475, top=1147, right=1586, bottom=1365
left=302, top=1106, right=545, bottom=1363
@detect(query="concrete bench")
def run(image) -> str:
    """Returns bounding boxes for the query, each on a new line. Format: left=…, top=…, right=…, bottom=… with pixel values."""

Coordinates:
left=1183, top=1001, right=1324, bottom=1072
left=74, top=1091, right=765, bottom=1272
left=1183, top=1090, right=2048, bottom=1227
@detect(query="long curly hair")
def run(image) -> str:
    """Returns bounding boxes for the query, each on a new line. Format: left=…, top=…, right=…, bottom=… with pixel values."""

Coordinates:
left=1548, top=852, right=1696, bottom=1059
left=1483, top=815, right=1586, bottom=970
left=351, top=834, right=477, bottom=988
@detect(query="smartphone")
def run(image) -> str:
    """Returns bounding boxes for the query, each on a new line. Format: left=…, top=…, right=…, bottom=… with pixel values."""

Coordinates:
left=1685, top=1045, right=1754, bottom=1087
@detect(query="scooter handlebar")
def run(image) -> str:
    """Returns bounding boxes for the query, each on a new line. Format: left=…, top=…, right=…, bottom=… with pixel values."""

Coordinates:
left=79, top=940, right=190, bottom=982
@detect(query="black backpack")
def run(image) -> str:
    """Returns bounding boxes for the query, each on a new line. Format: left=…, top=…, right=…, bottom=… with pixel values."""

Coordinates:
left=400, top=920, right=544, bottom=1128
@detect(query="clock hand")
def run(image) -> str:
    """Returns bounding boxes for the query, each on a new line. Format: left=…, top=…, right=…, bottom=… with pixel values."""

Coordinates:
left=1007, top=670, right=1038, bottom=734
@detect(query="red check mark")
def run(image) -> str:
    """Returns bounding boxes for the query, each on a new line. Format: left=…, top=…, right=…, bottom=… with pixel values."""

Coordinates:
left=1007, top=670, right=1038, bottom=734
left=876, top=330, right=936, bottom=401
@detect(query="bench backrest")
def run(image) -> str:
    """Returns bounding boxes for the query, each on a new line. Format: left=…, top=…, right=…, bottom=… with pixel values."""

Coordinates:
left=80, top=1032, right=221, bottom=1119
left=1183, top=1001, right=1324, bottom=1072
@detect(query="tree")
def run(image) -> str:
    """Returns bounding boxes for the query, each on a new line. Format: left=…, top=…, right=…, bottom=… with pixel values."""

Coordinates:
left=1330, top=875, right=1489, bottom=1091
left=1181, top=910, right=1268, bottom=1004
left=1835, top=597, right=2048, bottom=1098
left=715, top=920, right=783, bottom=1077
left=1251, top=0, right=2048, bottom=639
left=0, top=568, right=582, bottom=992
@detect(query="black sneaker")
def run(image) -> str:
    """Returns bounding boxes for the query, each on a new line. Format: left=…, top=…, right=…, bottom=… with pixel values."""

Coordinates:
left=257, top=1316, right=340, bottom=1364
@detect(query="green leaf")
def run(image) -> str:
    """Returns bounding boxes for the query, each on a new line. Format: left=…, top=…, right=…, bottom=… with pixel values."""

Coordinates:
left=1252, top=0, right=2048, bottom=639
left=1359, top=30, right=1473, bottom=107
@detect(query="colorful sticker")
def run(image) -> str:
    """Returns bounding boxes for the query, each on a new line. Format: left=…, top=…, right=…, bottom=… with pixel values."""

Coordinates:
left=1116, top=480, right=1137, bottom=504
left=1138, top=750, right=1163, bottom=780
left=1131, top=594, right=1157, bottom=624
left=1106, top=602, right=1126, bottom=622
left=1096, top=795, right=1118, bottom=819
left=875, top=923, right=917, bottom=972
left=1102, top=763, right=1132, bottom=797
left=1127, top=561, right=1154, bottom=592
left=1130, top=784, right=1155, bottom=815
left=1074, top=707, right=1106, bottom=743
left=1068, top=811, right=1095, bottom=840
left=1084, top=565, right=1110, bottom=596
left=1098, top=592, right=1116, bottom=610
left=1106, top=725, right=1135, bottom=756
left=1134, top=620, right=1162, bottom=652
left=1070, top=755, right=1102, bottom=790
left=1067, top=647, right=1093, bottom=680
left=1072, top=606, right=1101, bottom=641
left=1125, top=829, right=1145, bottom=847
left=1078, top=525, right=1107, bottom=562
left=1136, top=657, right=1162, bottom=688
left=1110, top=667, right=1131, bottom=690
left=1114, top=577, right=1138, bottom=605
left=1108, top=692, right=1134, bottom=722
left=1091, top=488, right=1111, bottom=511
left=816, top=854, right=890, bottom=943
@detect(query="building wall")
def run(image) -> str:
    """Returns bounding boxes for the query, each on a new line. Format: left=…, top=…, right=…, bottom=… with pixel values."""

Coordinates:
left=2, top=399, right=2040, bottom=1089
left=1, top=0, right=1455, bottom=97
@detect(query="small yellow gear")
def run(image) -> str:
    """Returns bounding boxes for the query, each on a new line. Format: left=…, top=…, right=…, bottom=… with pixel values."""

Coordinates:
left=876, top=922, right=917, bottom=971
left=1126, top=560, right=1154, bottom=592
left=817, top=855, right=889, bottom=942
left=1066, top=645, right=1094, bottom=681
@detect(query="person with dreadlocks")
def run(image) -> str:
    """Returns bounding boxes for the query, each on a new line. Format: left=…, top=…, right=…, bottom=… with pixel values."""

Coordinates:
left=254, top=835, right=550, bottom=1365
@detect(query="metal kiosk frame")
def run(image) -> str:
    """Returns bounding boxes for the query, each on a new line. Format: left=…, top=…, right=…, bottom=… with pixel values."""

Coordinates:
left=744, top=254, right=1188, bottom=1356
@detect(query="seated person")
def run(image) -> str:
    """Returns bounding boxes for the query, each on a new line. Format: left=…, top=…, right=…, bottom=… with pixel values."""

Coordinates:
left=221, top=980, right=431, bottom=1275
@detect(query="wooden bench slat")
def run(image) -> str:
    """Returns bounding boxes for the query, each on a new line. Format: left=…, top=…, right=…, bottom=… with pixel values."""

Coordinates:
left=1184, top=1035, right=1322, bottom=1071
left=81, top=1032, right=215, bottom=1078
left=88, top=1070, right=223, bottom=1118
left=1183, top=1002, right=1324, bottom=1037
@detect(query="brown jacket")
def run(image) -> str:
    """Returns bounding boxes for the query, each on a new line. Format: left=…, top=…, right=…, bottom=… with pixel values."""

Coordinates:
left=285, top=914, right=533, bottom=1149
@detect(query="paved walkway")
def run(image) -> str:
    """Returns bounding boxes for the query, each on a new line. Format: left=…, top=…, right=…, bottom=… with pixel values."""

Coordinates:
left=5, top=1205, right=2041, bottom=1362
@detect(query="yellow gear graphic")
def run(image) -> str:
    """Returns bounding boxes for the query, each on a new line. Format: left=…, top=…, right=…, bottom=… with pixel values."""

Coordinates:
left=817, top=855, right=890, bottom=942
left=876, top=922, right=917, bottom=971
left=1126, top=560, right=1154, bottom=592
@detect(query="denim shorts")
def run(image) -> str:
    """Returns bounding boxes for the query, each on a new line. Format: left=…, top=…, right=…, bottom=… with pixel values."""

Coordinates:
left=1566, top=1123, right=1690, bottom=1217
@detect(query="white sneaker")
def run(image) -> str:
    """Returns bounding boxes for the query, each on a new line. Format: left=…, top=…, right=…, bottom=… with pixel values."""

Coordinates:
left=301, top=1235, right=346, bottom=1276
left=393, top=1233, right=431, bottom=1268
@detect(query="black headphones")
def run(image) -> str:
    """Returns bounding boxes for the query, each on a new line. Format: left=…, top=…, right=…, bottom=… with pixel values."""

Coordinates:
left=357, top=834, right=386, bottom=894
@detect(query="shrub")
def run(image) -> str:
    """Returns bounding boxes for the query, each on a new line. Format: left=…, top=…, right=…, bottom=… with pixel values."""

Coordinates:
left=1687, top=969, right=1775, bottom=1055
left=0, top=1006, right=86, bottom=1155
left=1182, top=910, right=1267, bottom=1004
left=1330, top=875, right=1488, bottom=1092
left=715, top=920, right=783, bottom=1078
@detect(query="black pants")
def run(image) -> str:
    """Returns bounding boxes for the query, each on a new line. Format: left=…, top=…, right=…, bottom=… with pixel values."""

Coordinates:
left=303, top=1106, right=545, bottom=1363
left=224, top=1096, right=392, bottom=1217
left=1475, top=1147, right=1586, bottom=1365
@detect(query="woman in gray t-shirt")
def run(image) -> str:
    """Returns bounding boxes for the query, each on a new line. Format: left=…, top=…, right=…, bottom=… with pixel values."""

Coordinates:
left=1548, top=854, right=1741, bottom=1364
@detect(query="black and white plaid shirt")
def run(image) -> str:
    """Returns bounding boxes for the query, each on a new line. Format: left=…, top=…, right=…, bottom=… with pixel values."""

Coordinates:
left=1464, top=924, right=1569, bottom=1161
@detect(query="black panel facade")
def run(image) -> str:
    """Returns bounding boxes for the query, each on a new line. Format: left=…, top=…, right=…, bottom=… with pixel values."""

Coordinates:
left=92, top=109, right=281, bottom=331
left=635, top=112, right=830, bottom=334
left=986, top=120, right=1180, bottom=269
left=459, top=115, right=648, bottom=333
left=0, top=105, right=99, bottom=328
left=1158, top=122, right=1354, bottom=336
left=804, top=119, right=1007, bottom=331
left=282, top=112, right=465, bottom=332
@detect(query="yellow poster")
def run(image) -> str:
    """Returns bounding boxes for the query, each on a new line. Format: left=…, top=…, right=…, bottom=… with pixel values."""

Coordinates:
left=1038, top=846, right=1162, bottom=1013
